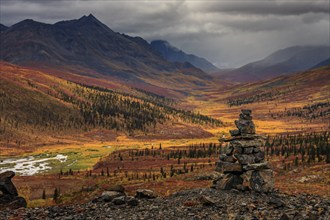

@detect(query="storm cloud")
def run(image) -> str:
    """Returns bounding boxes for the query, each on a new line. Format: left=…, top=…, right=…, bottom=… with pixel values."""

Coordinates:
left=0, top=0, right=329, bottom=68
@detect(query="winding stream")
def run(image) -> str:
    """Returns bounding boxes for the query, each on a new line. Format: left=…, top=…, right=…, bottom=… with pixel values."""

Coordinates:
left=0, top=154, right=68, bottom=176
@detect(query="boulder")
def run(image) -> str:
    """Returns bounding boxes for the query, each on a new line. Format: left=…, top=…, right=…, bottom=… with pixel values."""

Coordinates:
left=112, top=196, right=126, bottom=205
left=0, top=171, right=27, bottom=210
left=0, top=171, right=18, bottom=196
left=126, top=196, right=139, bottom=206
left=250, top=169, right=274, bottom=193
left=234, top=154, right=255, bottom=165
left=135, top=189, right=157, bottom=199
left=215, top=173, right=243, bottom=190
left=199, top=195, right=216, bottom=206
left=101, top=191, right=124, bottom=202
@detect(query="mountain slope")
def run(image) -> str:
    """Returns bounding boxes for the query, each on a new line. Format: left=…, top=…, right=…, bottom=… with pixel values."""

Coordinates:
left=0, top=24, right=8, bottom=32
left=0, top=14, right=212, bottom=91
left=220, top=45, right=330, bottom=82
left=150, top=40, right=219, bottom=73
left=225, top=66, right=330, bottom=107
left=311, top=58, right=330, bottom=69
left=0, top=62, right=221, bottom=149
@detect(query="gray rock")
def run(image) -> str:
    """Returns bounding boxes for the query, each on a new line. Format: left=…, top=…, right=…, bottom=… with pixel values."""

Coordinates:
left=232, top=146, right=243, bottom=154
left=101, top=191, right=124, bottom=202
left=235, top=119, right=256, bottom=134
left=253, top=147, right=261, bottom=153
left=254, top=151, right=265, bottom=163
left=0, top=171, right=27, bottom=210
left=239, top=113, right=252, bottom=120
left=243, top=147, right=254, bottom=154
left=225, top=146, right=234, bottom=155
left=126, top=196, right=139, bottom=206
left=230, top=139, right=264, bottom=148
left=219, top=154, right=236, bottom=163
left=112, top=196, right=126, bottom=205
left=243, top=162, right=270, bottom=171
left=0, top=171, right=18, bottom=196
left=135, top=189, right=157, bottom=199
left=199, top=195, right=215, bottom=206
left=216, top=161, right=242, bottom=173
left=241, top=109, right=252, bottom=115
left=250, top=169, right=274, bottom=193
left=229, top=130, right=240, bottom=136
left=215, top=173, right=243, bottom=190
left=234, top=154, right=255, bottom=165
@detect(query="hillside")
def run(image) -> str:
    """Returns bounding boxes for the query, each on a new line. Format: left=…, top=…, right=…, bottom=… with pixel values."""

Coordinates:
left=311, top=58, right=330, bottom=69
left=225, top=66, right=330, bottom=106
left=150, top=40, right=219, bottom=73
left=0, top=62, right=222, bottom=151
left=218, top=45, right=329, bottom=82
left=0, top=15, right=212, bottom=92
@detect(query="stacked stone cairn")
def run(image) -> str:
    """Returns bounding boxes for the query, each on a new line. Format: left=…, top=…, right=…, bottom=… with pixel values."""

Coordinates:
left=215, top=109, right=274, bottom=193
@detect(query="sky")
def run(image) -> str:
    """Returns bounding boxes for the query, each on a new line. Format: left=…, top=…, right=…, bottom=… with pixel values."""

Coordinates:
left=0, top=0, right=329, bottom=68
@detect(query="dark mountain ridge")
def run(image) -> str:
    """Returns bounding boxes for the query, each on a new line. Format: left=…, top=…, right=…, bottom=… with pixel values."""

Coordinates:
left=150, top=40, right=220, bottom=73
left=0, top=14, right=212, bottom=89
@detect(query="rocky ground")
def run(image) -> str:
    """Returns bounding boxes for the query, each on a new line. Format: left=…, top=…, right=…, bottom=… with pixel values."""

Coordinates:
left=1, top=188, right=329, bottom=220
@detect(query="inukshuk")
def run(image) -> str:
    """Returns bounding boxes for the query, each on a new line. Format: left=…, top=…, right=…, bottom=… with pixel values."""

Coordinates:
left=215, top=109, right=274, bottom=192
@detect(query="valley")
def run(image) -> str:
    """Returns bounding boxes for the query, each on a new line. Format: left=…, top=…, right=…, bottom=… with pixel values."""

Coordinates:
left=0, top=12, right=329, bottom=217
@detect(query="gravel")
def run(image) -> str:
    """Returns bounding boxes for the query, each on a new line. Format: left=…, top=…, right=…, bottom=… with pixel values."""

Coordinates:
left=1, top=188, right=329, bottom=220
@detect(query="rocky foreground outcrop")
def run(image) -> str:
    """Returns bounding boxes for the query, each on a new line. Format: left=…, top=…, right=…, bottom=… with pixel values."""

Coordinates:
left=0, top=171, right=27, bottom=210
left=0, top=188, right=329, bottom=220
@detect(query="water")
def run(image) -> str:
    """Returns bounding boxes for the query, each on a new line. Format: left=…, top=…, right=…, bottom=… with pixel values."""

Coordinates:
left=0, top=154, right=68, bottom=176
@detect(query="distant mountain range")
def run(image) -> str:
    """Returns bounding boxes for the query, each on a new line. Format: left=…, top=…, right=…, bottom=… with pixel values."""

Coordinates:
left=0, top=14, right=212, bottom=92
left=150, top=40, right=219, bottom=73
left=216, top=45, right=330, bottom=82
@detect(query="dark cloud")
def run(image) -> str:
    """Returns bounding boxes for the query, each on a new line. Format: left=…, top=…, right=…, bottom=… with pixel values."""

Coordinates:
left=201, top=1, right=329, bottom=16
left=0, top=0, right=329, bottom=67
